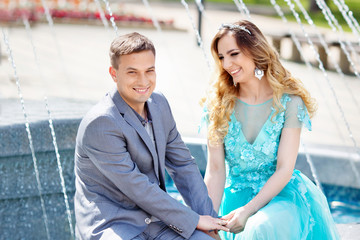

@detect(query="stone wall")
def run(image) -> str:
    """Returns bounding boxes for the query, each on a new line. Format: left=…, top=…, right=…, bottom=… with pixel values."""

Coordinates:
left=1, top=118, right=359, bottom=238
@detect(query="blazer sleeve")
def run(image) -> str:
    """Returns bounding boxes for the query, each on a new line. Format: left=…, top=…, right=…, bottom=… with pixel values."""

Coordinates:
left=161, top=97, right=218, bottom=219
left=81, top=115, right=199, bottom=239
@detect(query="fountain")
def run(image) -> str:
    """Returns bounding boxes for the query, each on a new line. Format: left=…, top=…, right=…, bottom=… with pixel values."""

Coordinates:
left=0, top=0, right=359, bottom=239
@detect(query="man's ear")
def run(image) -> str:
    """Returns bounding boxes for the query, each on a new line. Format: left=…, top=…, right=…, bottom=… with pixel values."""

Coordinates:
left=109, top=66, right=117, bottom=82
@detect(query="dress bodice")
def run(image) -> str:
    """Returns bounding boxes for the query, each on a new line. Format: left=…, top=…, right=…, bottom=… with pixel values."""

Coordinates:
left=223, top=94, right=311, bottom=196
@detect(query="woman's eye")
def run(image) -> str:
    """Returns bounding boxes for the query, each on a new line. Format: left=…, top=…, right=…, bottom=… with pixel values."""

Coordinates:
left=231, top=52, right=239, bottom=56
left=219, top=56, right=224, bottom=60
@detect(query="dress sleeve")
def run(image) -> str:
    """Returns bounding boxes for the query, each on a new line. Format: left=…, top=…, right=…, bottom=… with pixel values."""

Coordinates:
left=198, top=106, right=209, bottom=133
left=284, top=95, right=312, bottom=131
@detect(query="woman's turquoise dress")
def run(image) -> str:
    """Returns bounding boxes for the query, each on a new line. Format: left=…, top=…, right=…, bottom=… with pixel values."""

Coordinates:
left=209, top=94, right=339, bottom=239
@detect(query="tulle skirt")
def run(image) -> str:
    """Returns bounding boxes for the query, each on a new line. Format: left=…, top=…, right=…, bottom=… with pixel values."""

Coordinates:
left=219, top=170, right=340, bottom=240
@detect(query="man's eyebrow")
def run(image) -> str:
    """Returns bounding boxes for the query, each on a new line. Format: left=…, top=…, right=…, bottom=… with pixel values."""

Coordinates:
left=126, top=67, right=137, bottom=71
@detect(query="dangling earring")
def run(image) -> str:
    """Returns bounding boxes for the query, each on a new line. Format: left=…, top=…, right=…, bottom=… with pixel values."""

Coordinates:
left=254, top=67, right=264, bottom=81
left=234, top=80, right=237, bottom=87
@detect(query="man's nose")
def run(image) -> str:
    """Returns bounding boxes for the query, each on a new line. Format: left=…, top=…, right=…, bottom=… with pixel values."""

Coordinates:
left=138, top=73, right=147, bottom=84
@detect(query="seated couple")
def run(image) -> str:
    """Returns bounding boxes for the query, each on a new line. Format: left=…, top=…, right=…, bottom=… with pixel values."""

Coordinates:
left=74, top=21, right=339, bottom=240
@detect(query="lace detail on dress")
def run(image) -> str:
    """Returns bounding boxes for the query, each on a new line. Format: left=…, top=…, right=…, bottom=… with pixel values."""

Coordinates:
left=297, top=105, right=312, bottom=131
left=224, top=94, right=292, bottom=195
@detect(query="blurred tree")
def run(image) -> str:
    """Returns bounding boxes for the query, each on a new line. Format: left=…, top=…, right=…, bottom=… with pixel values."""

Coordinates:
left=310, top=0, right=328, bottom=12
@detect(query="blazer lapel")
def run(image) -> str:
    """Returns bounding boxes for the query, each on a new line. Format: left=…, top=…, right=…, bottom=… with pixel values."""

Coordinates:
left=111, top=89, right=160, bottom=181
left=147, top=97, right=166, bottom=185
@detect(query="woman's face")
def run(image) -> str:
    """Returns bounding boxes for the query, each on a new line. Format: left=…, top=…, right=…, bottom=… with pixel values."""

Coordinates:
left=217, top=33, right=256, bottom=85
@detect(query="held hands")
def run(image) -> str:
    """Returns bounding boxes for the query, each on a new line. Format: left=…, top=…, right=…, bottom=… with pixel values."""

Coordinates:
left=221, top=207, right=252, bottom=234
left=196, top=215, right=229, bottom=233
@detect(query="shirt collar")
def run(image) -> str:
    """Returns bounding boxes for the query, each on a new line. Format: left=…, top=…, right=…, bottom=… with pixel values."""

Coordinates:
left=131, top=102, right=152, bottom=127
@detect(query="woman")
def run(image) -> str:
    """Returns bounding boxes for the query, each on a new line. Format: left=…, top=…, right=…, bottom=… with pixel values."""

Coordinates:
left=202, top=20, right=339, bottom=239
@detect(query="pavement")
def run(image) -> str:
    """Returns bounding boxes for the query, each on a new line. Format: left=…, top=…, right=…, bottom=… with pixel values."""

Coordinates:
left=0, top=0, right=360, bottom=238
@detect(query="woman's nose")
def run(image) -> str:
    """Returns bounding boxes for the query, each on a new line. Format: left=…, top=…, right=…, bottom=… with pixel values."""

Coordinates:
left=223, top=57, right=232, bottom=70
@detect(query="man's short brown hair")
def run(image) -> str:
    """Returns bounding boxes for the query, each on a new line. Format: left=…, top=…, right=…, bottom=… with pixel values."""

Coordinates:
left=109, top=32, right=156, bottom=69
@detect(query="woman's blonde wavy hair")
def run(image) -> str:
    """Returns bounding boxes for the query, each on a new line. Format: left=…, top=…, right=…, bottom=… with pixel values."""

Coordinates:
left=203, top=20, right=317, bottom=145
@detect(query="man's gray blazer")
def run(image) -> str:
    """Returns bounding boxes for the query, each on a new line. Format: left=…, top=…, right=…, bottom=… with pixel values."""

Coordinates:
left=74, top=88, right=217, bottom=240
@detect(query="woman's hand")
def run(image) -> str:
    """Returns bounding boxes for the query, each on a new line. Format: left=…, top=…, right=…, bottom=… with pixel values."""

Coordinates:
left=221, top=207, right=252, bottom=234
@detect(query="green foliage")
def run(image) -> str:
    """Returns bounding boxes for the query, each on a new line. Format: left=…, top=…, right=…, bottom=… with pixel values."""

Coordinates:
left=202, top=0, right=360, bottom=31
left=205, top=0, right=271, bottom=3
left=283, top=0, right=360, bottom=32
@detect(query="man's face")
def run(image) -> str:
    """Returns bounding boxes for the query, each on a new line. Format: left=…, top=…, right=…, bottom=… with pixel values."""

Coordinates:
left=109, top=50, right=156, bottom=113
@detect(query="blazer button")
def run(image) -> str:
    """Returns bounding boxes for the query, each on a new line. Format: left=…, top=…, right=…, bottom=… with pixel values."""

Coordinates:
left=145, top=218, right=151, bottom=224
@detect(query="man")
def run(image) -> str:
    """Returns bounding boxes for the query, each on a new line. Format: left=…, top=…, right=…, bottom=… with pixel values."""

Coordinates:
left=74, top=32, right=227, bottom=240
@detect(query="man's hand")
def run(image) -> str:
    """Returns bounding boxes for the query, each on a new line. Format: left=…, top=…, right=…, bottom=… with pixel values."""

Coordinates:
left=205, top=230, right=222, bottom=240
left=197, top=215, right=229, bottom=232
